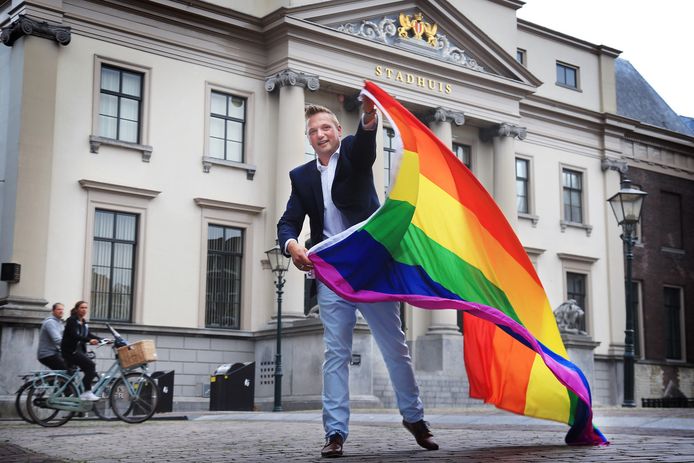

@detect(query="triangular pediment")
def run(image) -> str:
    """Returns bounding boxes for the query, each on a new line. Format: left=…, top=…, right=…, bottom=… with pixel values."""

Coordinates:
left=333, top=11, right=487, bottom=73
left=286, top=0, right=540, bottom=87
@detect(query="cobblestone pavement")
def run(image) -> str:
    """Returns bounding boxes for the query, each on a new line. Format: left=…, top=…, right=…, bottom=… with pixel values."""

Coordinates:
left=1, top=407, right=693, bottom=462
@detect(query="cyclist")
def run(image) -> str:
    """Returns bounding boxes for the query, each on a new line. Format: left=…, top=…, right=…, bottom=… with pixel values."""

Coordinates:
left=61, top=301, right=103, bottom=401
left=37, top=303, right=68, bottom=370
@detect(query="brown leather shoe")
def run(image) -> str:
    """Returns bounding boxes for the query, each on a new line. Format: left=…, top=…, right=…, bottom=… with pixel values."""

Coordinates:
left=321, top=433, right=344, bottom=458
left=403, top=419, right=439, bottom=450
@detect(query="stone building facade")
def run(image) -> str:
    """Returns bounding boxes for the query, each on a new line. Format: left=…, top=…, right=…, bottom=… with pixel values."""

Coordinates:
left=0, top=0, right=692, bottom=413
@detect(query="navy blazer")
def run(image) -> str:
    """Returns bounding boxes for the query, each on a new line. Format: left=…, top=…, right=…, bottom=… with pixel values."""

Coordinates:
left=277, top=123, right=380, bottom=256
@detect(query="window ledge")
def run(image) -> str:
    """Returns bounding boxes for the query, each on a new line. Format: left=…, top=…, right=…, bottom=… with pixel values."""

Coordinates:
left=560, top=220, right=593, bottom=236
left=193, top=197, right=264, bottom=214
left=89, top=135, right=153, bottom=162
left=202, top=156, right=256, bottom=180
left=555, top=82, right=583, bottom=92
left=518, top=212, right=539, bottom=227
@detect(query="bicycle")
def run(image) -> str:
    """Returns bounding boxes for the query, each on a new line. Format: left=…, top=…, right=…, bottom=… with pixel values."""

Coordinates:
left=23, top=324, right=159, bottom=427
left=15, top=347, right=107, bottom=423
left=15, top=373, right=39, bottom=423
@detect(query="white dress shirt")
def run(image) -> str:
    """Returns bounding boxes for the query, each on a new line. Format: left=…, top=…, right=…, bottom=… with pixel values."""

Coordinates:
left=284, top=113, right=378, bottom=254
left=317, top=148, right=349, bottom=239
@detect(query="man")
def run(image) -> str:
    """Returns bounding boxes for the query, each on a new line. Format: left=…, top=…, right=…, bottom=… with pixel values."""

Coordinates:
left=37, top=303, right=67, bottom=370
left=277, top=99, right=438, bottom=458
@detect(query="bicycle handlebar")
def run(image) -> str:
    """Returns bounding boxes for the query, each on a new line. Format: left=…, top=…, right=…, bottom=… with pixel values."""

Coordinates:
left=105, top=323, right=128, bottom=348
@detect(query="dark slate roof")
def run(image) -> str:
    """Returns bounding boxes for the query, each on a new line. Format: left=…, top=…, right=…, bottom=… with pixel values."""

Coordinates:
left=681, top=116, right=694, bottom=133
left=615, top=59, right=694, bottom=136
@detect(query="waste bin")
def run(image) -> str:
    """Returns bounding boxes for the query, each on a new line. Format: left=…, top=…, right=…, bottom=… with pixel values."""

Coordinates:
left=209, top=362, right=255, bottom=411
left=152, top=370, right=175, bottom=413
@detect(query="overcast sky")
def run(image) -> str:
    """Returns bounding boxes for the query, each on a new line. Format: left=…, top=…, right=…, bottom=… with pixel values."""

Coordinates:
left=516, top=0, right=694, bottom=117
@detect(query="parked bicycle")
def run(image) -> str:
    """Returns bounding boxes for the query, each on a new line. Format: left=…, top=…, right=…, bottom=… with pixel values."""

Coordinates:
left=21, top=324, right=159, bottom=427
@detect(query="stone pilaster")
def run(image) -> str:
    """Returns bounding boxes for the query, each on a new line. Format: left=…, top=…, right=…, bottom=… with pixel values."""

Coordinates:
left=0, top=16, right=67, bottom=318
left=265, top=69, right=319, bottom=320
left=479, top=123, right=527, bottom=228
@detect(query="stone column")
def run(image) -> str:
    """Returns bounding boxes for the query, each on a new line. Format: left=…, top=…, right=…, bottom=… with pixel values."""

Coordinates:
left=480, top=123, right=527, bottom=229
left=265, top=69, right=319, bottom=320
left=424, top=107, right=465, bottom=335
left=0, top=16, right=70, bottom=399
left=0, top=17, right=71, bottom=318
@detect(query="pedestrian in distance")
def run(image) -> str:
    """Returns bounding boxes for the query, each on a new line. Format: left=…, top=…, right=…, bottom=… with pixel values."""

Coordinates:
left=60, top=300, right=102, bottom=401
left=37, top=302, right=68, bottom=370
left=277, top=99, right=438, bottom=458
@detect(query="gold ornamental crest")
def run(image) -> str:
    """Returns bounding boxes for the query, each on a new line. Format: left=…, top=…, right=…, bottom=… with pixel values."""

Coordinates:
left=398, top=12, right=437, bottom=47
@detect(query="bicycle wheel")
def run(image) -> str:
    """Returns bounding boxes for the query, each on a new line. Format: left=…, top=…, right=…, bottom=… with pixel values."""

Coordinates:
left=91, top=384, right=118, bottom=420
left=109, top=372, right=159, bottom=423
left=14, top=381, right=34, bottom=423
left=26, top=374, right=77, bottom=427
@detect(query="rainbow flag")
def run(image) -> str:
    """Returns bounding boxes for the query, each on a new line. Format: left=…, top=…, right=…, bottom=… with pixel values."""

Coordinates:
left=308, top=81, right=608, bottom=446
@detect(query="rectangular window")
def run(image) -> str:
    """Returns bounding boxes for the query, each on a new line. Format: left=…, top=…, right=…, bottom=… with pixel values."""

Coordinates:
left=516, top=48, right=526, bottom=65
left=91, top=210, right=137, bottom=322
left=516, top=158, right=529, bottom=214
left=566, top=272, right=587, bottom=332
left=664, top=287, right=683, bottom=360
left=661, top=191, right=683, bottom=249
left=556, top=62, right=578, bottom=89
left=453, top=143, right=472, bottom=169
left=562, top=169, right=583, bottom=223
left=206, top=225, right=243, bottom=329
left=383, top=127, right=396, bottom=191
left=209, top=91, right=246, bottom=163
left=98, top=65, right=143, bottom=143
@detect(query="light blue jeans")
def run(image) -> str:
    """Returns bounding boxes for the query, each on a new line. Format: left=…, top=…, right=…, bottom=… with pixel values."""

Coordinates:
left=317, top=281, right=424, bottom=441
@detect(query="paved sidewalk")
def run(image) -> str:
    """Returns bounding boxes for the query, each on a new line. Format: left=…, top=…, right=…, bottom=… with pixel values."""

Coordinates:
left=1, top=407, right=693, bottom=462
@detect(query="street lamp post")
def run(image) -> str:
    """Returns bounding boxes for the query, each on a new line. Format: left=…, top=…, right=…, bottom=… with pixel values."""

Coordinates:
left=265, top=241, right=291, bottom=412
left=607, top=178, right=647, bottom=408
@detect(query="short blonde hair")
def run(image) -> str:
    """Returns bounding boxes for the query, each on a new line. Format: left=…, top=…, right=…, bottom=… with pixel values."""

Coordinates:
left=305, top=104, right=340, bottom=128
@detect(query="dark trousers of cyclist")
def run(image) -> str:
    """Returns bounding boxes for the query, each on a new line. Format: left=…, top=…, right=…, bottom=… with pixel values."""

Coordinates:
left=64, top=351, right=97, bottom=391
left=38, top=354, right=67, bottom=371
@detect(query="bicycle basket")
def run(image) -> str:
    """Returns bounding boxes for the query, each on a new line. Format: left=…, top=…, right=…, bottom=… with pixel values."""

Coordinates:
left=117, top=340, right=157, bottom=369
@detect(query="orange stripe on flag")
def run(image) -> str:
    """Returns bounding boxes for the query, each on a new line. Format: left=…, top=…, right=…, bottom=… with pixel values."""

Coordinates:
left=464, top=313, right=534, bottom=415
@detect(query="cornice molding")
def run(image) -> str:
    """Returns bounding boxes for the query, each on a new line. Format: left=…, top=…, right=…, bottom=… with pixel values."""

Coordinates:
left=488, top=0, right=526, bottom=10
left=1, top=15, right=71, bottom=47
left=518, top=19, right=621, bottom=56
left=265, top=69, right=320, bottom=92
left=193, top=198, right=264, bottom=214
left=78, top=179, right=161, bottom=199
left=557, top=252, right=599, bottom=263
left=524, top=246, right=546, bottom=256
left=479, top=122, right=527, bottom=142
